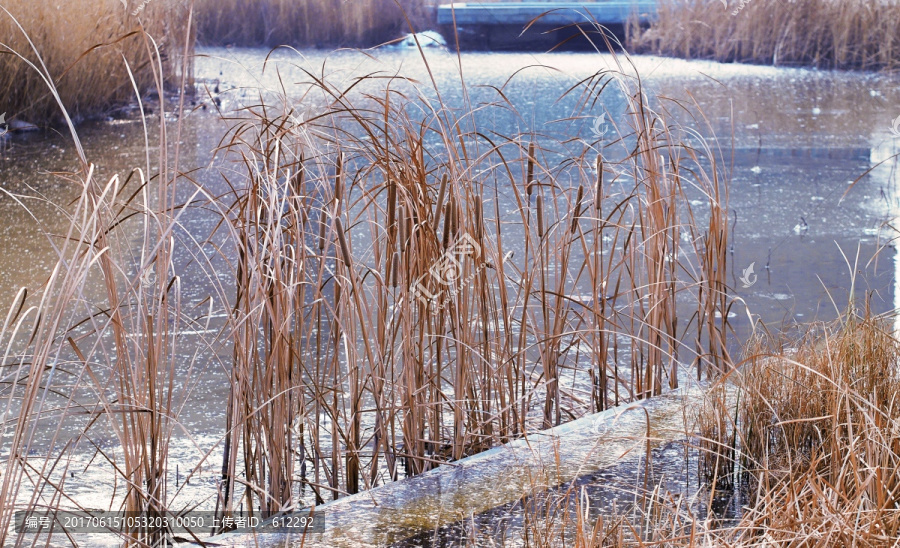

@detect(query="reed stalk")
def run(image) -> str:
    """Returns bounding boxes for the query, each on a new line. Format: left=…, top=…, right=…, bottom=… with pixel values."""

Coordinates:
left=634, top=0, right=900, bottom=71
left=211, top=38, right=735, bottom=514
left=0, top=0, right=193, bottom=125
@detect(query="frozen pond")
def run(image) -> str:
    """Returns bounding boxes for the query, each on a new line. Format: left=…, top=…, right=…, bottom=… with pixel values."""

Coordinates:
left=1, top=44, right=899, bottom=543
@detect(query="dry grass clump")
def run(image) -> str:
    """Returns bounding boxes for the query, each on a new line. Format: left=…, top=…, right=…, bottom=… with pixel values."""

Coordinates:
left=691, top=313, right=900, bottom=545
left=632, top=0, right=900, bottom=70
left=0, top=20, right=212, bottom=546
left=0, top=0, right=193, bottom=125
left=730, top=315, right=900, bottom=544
left=194, top=0, right=433, bottom=47
left=496, top=314, right=900, bottom=547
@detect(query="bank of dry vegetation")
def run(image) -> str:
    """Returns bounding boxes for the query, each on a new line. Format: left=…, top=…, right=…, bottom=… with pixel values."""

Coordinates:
left=0, top=0, right=192, bottom=125
left=633, top=0, right=900, bottom=71
left=512, top=314, right=900, bottom=546
left=4, top=0, right=900, bottom=125
left=193, top=0, right=433, bottom=47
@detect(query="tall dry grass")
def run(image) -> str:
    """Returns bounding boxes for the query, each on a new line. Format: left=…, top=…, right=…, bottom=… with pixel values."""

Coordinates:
left=724, top=314, right=900, bottom=544
left=483, top=313, right=900, bottom=546
left=0, top=0, right=193, bottom=126
left=0, top=15, right=217, bottom=547
left=193, top=0, right=433, bottom=48
left=633, top=0, right=900, bottom=70
left=213, top=36, right=732, bottom=515
left=0, top=14, right=736, bottom=546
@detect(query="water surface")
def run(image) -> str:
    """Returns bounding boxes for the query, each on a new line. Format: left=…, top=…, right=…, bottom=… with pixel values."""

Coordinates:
left=1, top=45, right=899, bottom=537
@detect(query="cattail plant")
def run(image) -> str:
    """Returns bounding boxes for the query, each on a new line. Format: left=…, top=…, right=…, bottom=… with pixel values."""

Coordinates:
left=0, top=17, right=203, bottom=546
left=211, top=36, right=734, bottom=515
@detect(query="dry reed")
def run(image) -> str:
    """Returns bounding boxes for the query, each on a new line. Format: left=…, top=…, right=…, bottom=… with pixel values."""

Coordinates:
left=213, top=37, right=732, bottom=516
left=0, top=12, right=740, bottom=547
left=481, top=313, right=899, bottom=546
left=193, top=0, right=433, bottom=48
left=633, top=0, right=900, bottom=71
left=0, top=14, right=218, bottom=546
left=0, top=0, right=193, bottom=125
left=726, top=314, right=900, bottom=544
